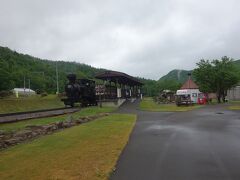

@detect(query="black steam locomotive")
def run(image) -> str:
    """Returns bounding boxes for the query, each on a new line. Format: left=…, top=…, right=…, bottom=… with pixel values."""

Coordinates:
left=61, top=74, right=97, bottom=107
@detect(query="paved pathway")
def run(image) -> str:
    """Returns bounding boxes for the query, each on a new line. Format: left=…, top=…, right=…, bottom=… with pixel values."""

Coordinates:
left=111, top=100, right=240, bottom=180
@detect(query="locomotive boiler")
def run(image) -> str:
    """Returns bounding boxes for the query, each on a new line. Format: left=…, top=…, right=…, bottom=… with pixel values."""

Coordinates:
left=62, top=74, right=97, bottom=107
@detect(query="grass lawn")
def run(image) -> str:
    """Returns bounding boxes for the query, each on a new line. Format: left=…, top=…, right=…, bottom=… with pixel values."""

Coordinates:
left=229, top=106, right=240, bottom=110
left=228, top=100, right=240, bottom=110
left=140, top=97, right=203, bottom=112
left=0, top=106, right=116, bottom=132
left=0, top=113, right=136, bottom=180
left=0, top=95, right=64, bottom=114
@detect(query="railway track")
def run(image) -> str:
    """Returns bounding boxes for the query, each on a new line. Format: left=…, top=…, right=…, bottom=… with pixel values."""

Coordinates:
left=0, top=107, right=80, bottom=124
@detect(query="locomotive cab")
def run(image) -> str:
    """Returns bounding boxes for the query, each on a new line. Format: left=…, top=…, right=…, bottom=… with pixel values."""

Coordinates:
left=61, top=74, right=97, bottom=107
left=77, top=79, right=97, bottom=107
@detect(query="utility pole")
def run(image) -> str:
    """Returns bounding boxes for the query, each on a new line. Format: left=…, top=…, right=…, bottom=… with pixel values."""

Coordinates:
left=28, top=79, right=30, bottom=92
left=24, top=75, right=26, bottom=94
left=56, top=62, right=59, bottom=94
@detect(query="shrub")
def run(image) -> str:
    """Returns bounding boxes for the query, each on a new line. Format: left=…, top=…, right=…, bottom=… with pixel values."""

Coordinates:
left=0, top=90, right=13, bottom=98
left=57, top=93, right=65, bottom=98
left=40, top=92, right=48, bottom=97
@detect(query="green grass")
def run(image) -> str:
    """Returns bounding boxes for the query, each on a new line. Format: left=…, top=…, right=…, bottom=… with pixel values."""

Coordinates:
left=140, top=97, right=203, bottom=112
left=229, top=106, right=240, bottom=110
left=0, top=106, right=116, bottom=132
left=228, top=100, right=240, bottom=104
left=0, top=95, right=64, bottom=114
left=0, top=114, right=136, bottom=180
left=228, top=100, right=240, bottom=110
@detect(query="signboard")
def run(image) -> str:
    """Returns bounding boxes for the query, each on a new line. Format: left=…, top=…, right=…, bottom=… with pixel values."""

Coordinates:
left=95, top=85, right=105, bottom=95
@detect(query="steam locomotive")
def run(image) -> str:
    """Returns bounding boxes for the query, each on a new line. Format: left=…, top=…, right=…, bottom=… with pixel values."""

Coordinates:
left=61, top=74, right=97, bottom=107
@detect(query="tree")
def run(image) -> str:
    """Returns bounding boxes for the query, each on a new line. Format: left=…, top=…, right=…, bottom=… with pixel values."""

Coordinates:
left=157, top=79, right=182, bottom=92
left=0, top=68, right=15, bottom=90
left=193, top=56, right=239, bottom=103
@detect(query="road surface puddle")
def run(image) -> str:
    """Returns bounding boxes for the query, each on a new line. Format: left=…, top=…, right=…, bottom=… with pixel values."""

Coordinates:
left=146, top=124, right=194, bottom=134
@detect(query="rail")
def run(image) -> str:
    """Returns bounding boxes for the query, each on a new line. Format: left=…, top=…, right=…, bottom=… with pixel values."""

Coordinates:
left=0, top=107, right=80, bottom=124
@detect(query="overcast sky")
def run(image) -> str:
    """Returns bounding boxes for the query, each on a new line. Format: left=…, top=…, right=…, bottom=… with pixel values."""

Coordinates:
left=1, top=0, right=240, bottom=79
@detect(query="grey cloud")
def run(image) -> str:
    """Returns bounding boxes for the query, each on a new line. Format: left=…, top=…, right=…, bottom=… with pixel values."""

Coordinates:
left=0, top=0, right=240, bottom=79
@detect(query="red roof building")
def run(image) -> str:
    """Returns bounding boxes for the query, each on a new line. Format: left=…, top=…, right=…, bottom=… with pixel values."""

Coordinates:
left=180, top=78, right=199, bottom=89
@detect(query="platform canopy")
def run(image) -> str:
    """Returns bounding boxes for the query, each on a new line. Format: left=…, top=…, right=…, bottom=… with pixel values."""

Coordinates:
left=95, top=70, right=143, bottom=86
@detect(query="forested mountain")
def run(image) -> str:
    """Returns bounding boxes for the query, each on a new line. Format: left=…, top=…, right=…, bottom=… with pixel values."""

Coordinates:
left=1, top=46, right=239, bottom=96
left=0, top=46, right=106, bottom=93
left=233, top=59, right=240, bottom=69
left=159, top=69, right=192, bottom=83
left=157, top=60, right=240, bottom=93
left=159, top=60, right=240, bottom=83
left=156, top=69, right=191, bottom=92
left=0, top=46, right=157, bottom=95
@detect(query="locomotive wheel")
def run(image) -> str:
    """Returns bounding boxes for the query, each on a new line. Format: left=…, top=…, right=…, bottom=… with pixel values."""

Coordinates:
left=81, top=100, right=89, bottom=107
left=81, top=102, right=85, bottom=107
left=70, top=102, right=75, bottom=107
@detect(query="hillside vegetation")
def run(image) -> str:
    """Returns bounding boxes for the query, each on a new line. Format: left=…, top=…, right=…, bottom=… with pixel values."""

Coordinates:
left=0, top=46, right=105, bottom=93
left=159, top=60, right=240, bottom=83
left=233, top=60, right=240, bottom=69
left=157, top=60, right=240, bottom=93
left=159, top=69, right=192, bottom=83
left=1, top=46, right=239, bottom=96
left=0, top=46, right=160, bottom=96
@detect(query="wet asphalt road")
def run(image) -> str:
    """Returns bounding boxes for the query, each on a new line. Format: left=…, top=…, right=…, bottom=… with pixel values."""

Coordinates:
left=111, top=100, right=240, bottom=180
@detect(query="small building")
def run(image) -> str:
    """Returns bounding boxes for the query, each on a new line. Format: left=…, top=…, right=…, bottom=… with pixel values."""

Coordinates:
left=95, top=70, right=143, bottom=107
left=227, top=86, right=240, bottom=100
left=176, top=75, right=201, bottom=103
left=12, top=88, right=36, bottom=96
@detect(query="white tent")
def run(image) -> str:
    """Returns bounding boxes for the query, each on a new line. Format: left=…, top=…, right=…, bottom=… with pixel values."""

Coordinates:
left=12, top=88, right=36, bottom=96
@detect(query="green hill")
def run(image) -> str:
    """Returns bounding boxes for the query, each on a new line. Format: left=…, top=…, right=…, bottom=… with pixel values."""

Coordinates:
left=159, top=69, right=192, bottom=83
left=1, top=46, right=238, bottom=96
left=233, top=59, right=240, bottom=69
left=0, top=46, right=159, bottom=96
left=159, top=60, right=240, bottom=84
left=0, top=46, right=107, bottom=93
left=157, top=60, right=240, bottom=92
left=157, top=69, right=191, bottom=92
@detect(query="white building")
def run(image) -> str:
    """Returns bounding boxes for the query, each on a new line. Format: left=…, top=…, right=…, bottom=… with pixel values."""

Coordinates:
left=12, top=88, right=36, bottom=96
left=227, top=86, right=240, bottom=100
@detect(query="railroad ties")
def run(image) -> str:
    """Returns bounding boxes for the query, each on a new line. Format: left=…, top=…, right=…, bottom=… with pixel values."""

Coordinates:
left=0, top=107, right=80, bottom=124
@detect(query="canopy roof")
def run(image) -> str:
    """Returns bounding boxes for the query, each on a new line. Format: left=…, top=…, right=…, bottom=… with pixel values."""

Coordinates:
left=95, top=70, right=143, bottom=86
left=180, top=79, right=199, bottom=89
